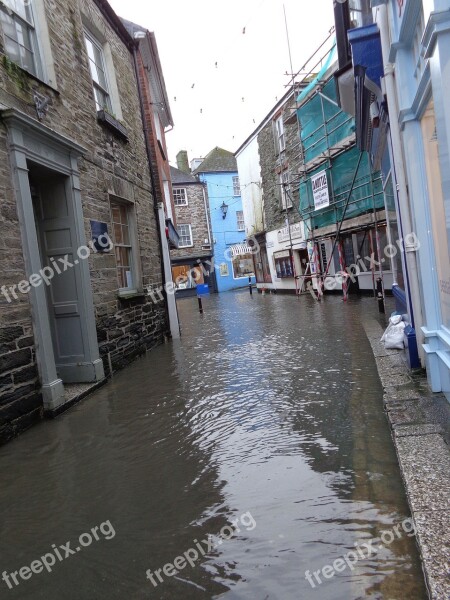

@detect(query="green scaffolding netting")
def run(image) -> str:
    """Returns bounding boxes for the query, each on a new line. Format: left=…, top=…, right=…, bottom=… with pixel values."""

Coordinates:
left=297, top=78, right=355, bottom=164
left=299, top=146, right=385, bottom=230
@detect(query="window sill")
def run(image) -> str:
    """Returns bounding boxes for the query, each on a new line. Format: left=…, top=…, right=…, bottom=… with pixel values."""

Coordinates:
left=97, top=110, right=129, bottom=142
left=117, top=290, right=146, bottom=300
left=1, top=53, right=59, bottom=95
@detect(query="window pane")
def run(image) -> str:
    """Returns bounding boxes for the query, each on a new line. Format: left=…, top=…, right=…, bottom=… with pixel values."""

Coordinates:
left=94, top=86, right=110, bottom=111
left=20, top=45, right=34, bottom=73
left=89, top=58, right=100, bottom=85
left=15, top=20, right=32, bottom=51
left=111, top=205, right=121, bottom=223
left=4, top=36, right=21, bottom=64
left=232, top=254, right=254, bottom=278
left=85, top=32, right=111, bottom=110
left=117, top=267, right=133, bottom=289
left=113, top=223, right=123, bottom=245
left=119, top=205, right=128, bottom=224
left=121, top=224, right=130, bottom=245
left=115, top=246, right=130, bottom=268
left=0, top=11, right=18, bottom=42
left=177, top=224, right=192, bottom=247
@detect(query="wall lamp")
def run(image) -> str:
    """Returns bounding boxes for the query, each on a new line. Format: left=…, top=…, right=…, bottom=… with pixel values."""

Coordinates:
left=220, top=201, right=229, bottom=219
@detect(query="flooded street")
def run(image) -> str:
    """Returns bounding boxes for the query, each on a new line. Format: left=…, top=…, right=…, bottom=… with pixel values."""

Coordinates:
left=0, top=292, right=427, bottom=599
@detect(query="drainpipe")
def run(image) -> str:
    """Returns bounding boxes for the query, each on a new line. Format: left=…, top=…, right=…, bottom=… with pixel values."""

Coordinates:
left=378, top=3, right=423, bottom=363
left=132, top=45, right=180, bottom=339
left=202, top=183, right=213, bottom=251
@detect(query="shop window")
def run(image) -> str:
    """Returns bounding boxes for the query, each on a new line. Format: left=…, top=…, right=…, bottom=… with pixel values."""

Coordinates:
left=274, top=250, right=293, bottom=278
left=172, top=264, right=204, bottom=290
left=232, top=253, right=254, bottom=279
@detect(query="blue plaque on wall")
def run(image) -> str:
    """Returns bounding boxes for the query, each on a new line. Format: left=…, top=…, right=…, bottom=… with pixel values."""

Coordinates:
left=90, top=221, right=111, bottom=253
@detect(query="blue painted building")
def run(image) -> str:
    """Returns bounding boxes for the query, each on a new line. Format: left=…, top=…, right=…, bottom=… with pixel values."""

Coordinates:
left=194, top=148, right=256, bottom=293
left=334, top=0, right=450, bottom=398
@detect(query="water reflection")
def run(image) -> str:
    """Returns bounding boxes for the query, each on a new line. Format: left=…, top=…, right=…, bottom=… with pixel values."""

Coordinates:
left=0, top=292, right=426, bottom=599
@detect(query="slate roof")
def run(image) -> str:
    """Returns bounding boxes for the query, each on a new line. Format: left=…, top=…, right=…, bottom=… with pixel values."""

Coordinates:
left=120, top=17, right=145, bottom=37
left=170, top=166, right=198, bottom=185
left=193, top=147, right=237, bottom=174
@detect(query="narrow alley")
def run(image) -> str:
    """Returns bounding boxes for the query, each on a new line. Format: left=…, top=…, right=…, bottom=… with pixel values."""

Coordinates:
left=0, top=292, right=427, bottom=599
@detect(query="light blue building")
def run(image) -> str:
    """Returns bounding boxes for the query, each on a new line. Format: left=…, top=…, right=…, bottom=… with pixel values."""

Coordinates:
left=334, top=0, right=450, bottom=399
left=384, top=0, right=450, bottom=401
left=194, top=148, right=256, bottom=293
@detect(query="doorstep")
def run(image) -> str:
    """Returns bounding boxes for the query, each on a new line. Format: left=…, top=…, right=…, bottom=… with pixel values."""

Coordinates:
left=46, top=380, right=108, bottom=419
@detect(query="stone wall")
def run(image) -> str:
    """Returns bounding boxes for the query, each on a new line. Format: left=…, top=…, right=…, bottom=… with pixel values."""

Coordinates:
left=171, top=183, right=212, bottom=261
left=0, top=0, right=168, bottom=443
left=258, top=95, right=302, bottom=233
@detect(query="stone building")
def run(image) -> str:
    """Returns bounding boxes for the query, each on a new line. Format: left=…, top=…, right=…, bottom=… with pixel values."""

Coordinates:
left=169, top=161, right=215, bottom=297
left=236, top=89, right=309, bottom=293
left=0, top=0, right=169, bottom=443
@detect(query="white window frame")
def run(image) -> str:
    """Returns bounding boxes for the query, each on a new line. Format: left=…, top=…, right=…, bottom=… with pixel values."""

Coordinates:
left=232, top=253, right=255, bottom=280
left=84, top=29, right=113, bottom=113
left=110, top=199, right=139, bottom=294
left=232, top=176, right=240, bottom=197
left=178, top=224, right=193, bottom=248
left=280, top=170, right=292, bottom=209
left=236, top=210, right=245, bottom=231
left=173, top=187, right=188, bottom=206
left=275, top=116, right=285, bottom=153
left=0, top=0, right=43, bottom=78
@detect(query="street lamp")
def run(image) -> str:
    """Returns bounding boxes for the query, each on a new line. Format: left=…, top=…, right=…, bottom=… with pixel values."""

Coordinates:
left=220, top=201, right=229, bottom=219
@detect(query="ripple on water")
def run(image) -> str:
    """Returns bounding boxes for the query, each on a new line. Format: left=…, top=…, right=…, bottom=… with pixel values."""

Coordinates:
left=0, top=293, right=427, bottom=600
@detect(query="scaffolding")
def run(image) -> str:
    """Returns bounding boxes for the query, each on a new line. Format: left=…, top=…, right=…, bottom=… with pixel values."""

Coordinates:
left=280, top=37, right=386, bottom=300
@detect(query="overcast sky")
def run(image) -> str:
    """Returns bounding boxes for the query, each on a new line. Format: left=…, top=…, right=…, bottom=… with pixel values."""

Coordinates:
left=108, top=0, right=335, bottom=165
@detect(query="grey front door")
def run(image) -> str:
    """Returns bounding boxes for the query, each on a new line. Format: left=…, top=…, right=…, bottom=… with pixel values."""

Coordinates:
left=31, top=169, right=91, bottom=382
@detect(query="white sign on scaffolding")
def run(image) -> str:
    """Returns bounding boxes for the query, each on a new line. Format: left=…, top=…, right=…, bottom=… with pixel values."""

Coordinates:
left=311, top=170, right=330, bottom=211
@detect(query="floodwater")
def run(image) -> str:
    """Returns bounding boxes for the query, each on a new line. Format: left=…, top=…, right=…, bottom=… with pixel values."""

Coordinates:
left=0, top=292, right=427, bottom=599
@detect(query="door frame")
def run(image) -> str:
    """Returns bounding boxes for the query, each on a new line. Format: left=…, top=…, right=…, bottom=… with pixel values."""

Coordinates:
left=3, top=109, right=104, bottom=411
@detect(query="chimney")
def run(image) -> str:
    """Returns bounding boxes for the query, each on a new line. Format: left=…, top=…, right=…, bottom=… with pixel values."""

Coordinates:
left=176, top=150, right=190, bottom=174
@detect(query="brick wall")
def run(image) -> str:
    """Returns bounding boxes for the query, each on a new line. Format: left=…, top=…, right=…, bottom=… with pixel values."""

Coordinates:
left=0, top=0, right=169, bottom=443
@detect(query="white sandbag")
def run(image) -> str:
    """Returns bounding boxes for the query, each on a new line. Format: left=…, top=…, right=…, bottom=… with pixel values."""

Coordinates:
left=381, top=316, right=406, bottom=349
